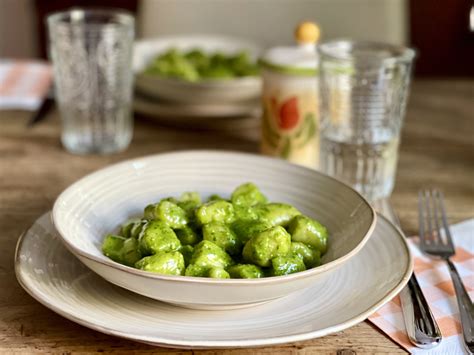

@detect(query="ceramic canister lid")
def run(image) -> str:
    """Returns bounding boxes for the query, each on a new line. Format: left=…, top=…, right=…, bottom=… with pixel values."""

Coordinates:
left=260, top=22, right=320, bottom=76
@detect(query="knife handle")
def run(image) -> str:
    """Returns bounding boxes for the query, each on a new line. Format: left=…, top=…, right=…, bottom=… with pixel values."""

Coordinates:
left=446, top=259, right=474, bottom=353
left=28, top=97, right=54, bottom=127
left=400, top=273, right=442, bottom=348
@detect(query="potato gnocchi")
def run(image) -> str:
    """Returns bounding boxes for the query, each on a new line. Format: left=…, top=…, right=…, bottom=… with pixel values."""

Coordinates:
left=102, top=183, right=328, bottom=278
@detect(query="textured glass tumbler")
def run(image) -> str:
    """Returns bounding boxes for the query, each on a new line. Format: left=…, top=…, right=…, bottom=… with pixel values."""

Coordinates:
left=318, top=41, right=415, bottom=200
left=48, top=9, right=135, bottom=154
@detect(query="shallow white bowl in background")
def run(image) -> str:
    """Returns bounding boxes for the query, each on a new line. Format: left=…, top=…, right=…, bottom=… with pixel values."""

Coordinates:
left=133, top=35, right=262, bottom=104
left=52, top=151, right=376, bottom=310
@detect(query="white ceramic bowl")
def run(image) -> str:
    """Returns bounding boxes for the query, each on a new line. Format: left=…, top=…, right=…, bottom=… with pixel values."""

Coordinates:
left=133, top=35, right=262, bottom=104
left=52, top=151, right=376, bottom=310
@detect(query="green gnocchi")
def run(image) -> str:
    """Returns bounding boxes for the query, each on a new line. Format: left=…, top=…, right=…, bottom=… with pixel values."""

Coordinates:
left=102, top=183, right=329, bottom=279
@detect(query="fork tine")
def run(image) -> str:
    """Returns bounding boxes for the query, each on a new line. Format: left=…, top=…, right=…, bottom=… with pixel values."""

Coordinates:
left=425, top=189, right=435, bottom=244
left=418, top=190, right=427, bottom=245
left=430, top=188, right=444, bottom=246
left=435, top=189, right=455, bottom=250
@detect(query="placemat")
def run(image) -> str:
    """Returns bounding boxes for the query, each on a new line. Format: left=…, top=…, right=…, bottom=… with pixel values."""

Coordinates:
left=0, top=60, right=52, bottom=110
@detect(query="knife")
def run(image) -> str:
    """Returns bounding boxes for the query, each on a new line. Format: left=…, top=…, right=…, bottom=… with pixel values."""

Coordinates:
left=28, top=85, right=54, bottom=127
left=374, top=198, right=442, bottom=349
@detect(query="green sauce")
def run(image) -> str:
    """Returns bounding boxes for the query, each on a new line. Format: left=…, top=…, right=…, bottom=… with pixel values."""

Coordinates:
left=143, top=49, right=259, bottom=82
left=102, top=183, right=329, bottom=278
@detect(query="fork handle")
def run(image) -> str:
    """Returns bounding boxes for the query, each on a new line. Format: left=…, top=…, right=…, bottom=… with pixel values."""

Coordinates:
left=400, top=273, right=442, bottom=348
left=446, top=259, right=474, bottom=352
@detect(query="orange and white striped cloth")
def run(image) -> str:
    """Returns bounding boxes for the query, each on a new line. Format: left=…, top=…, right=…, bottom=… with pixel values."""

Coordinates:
left=369, top=218, right=474, bottom=354
left=0, top=60, right=52, bottom=110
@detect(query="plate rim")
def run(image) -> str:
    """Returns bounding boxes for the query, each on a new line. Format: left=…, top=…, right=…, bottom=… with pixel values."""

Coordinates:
left=15, top=212, right=412, bottom=349
left=133, top=93, right=260, bottom=119
left=135, top=72, right=261, bottom=88
left=50, top=150, right=377, bottom=286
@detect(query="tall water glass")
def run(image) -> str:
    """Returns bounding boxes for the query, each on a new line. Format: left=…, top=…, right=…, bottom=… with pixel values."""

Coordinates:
left=47, top=9, right=135, bottom=154
left=318, top=41, right=415, bottom=200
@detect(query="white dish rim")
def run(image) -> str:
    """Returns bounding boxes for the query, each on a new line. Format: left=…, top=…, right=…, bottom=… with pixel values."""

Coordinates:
left=135, top=73, right=261, bottom=88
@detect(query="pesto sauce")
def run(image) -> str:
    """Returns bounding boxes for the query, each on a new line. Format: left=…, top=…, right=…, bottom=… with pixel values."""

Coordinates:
left=101, top=183, right=329, bottom=278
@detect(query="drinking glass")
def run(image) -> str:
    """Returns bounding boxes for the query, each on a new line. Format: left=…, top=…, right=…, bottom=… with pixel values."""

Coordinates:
left=318, top=41, right=415, bottom=200
left=47, top=9, right=135, bottom=154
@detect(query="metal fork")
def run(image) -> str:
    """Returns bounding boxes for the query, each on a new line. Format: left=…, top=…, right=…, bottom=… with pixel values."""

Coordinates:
left=418, top=188, right=474, bottom=353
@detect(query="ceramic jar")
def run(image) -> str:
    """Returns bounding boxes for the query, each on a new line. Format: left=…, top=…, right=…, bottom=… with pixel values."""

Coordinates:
left=260, top=22, right=320, bottom=168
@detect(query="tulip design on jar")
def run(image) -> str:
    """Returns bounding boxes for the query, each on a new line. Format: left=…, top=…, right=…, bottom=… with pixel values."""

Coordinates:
left=262, top=95, right=317, bottom=161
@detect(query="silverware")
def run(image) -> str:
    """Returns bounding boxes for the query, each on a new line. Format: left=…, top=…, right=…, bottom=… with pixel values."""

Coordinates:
left=418, top=189, right=474, bottom=353
left=374, top=199, right=442, bottom=349
left=27, top=85, right=54, bottom=127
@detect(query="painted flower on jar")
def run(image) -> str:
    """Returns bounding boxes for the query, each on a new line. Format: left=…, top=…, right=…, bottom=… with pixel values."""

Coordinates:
left=271, top=96, right=300, bottom=131
left=262, top=94, right=316, bottom=160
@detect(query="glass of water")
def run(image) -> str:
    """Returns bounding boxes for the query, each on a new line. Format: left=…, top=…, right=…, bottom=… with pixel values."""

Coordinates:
left=318, top=41, right=415, bottom=200
left=47, top=9, right=135, bottom=154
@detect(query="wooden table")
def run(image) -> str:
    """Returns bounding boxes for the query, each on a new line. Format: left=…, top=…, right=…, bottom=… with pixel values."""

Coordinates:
left=1, top=79, right=473, bottom=354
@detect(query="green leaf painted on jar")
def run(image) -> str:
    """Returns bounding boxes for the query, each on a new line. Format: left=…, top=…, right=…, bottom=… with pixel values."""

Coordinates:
left=262, top=106, right=281, bottom=148
left=294, top=115, right=309, bottom=139
left=281, top=137, right=292, bottom=158
left=304, top=113, right=316, bottom=143
left=296, top=113, right=316, bottom=148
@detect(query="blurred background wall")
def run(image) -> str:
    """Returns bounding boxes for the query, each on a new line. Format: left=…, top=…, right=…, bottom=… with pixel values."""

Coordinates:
left=0, top=0, right=38, bottom=58
left=0, top=0, right=408, bottom=57
left=0, top=0, right=473, bottom=76
left=138, top=0, right=408, bottom=46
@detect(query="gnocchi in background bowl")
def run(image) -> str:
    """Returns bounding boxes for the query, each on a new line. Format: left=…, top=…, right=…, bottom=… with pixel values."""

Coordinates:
left=52, top=151, right=376, bottom=309
left=133, top=35, right=262, bottom=104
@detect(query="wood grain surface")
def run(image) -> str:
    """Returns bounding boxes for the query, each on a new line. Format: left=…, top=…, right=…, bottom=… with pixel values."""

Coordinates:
left=0, top=79, right=473, bottom=354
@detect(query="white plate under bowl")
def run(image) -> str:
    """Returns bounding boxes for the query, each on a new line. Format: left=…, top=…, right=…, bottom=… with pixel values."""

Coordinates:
left=51, top=151, right=376, bottom=309
left=133, top=35, right=262, bottom=104
left=133, top=92, right=260, bottom=121
left=15, top=212, right=412, bottom=349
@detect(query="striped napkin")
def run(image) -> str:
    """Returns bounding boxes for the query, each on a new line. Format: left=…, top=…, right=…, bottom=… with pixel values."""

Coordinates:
left=0, top=60, right=52, bottom=110
left=369, top=218, right=474, bottom=354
